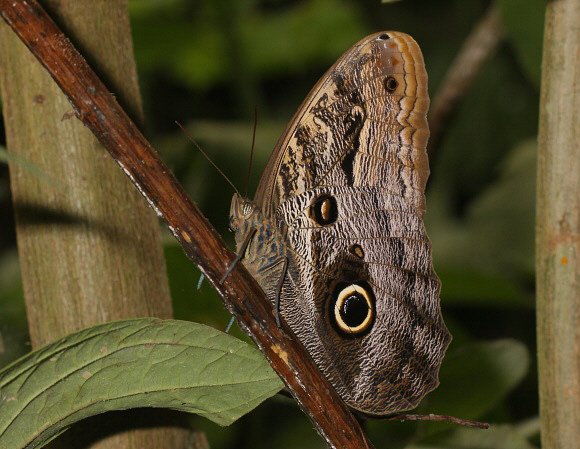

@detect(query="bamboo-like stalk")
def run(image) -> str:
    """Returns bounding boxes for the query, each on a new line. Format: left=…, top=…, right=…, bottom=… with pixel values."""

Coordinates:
left=0, top=1, right=188, bottom=448
left=536, top=1, right=580, bottom=448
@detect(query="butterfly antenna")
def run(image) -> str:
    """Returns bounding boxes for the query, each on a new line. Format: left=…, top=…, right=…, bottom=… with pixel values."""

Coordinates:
left=175, top=121, right=241, bottom=197
left=244, top=106, right=258, bottom=198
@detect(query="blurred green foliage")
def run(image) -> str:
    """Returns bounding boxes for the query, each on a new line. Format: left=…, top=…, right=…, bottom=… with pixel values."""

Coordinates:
left=0, top=0, right=544, bottom=447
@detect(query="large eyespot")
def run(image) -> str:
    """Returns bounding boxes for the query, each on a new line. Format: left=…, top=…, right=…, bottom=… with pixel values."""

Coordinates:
left=378, top=33, right=391, bottom=40
left=384, top=76, right=398, bottom=92
left=310, top=194, right=338, bottom=226
left=330, top=282, right=375, bottom=337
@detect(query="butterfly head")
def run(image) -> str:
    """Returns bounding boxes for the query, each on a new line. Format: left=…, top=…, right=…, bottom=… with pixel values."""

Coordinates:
left=229, top=193, right=261, bottom=242
left=229, top=193, right=255, bottom=230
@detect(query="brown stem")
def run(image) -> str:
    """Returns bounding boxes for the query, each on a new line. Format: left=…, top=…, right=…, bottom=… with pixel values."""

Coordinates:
left=427, top=3, right=505, bottom=158
left=0, top=1, right=374, bottom=448
left=385, top=414, right=489, bottom=429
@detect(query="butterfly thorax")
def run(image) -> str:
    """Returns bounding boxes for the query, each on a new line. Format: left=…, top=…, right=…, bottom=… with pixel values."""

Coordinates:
left=229, top=193, right=287, bottom=301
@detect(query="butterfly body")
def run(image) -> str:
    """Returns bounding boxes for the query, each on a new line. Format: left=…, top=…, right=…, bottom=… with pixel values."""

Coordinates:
left=229, top=32, right=451, bottom=416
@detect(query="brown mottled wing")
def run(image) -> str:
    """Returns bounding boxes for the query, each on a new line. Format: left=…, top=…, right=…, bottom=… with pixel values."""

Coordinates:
left=251, top=32, right=451, bottom=416
left=254, top=32, right=430, bottom=218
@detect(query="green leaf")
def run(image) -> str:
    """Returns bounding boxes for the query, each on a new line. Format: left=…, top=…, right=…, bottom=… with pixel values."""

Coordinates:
left=241, top=0, right=366, bottom=76
left=425, top=340, right=529, bottom=421
left=467, top=139, right=536, bottom=275
left=0, top=318, right=284, bottom=449
left=497, top=0, right=546, bottom=87
left=130, top=0, right=366, bottom=90
left=429, top=139, right=537, bottom=307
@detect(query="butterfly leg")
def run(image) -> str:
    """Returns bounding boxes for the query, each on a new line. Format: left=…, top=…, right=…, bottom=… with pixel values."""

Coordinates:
left=197, top=273, right=205, bottom=289
left=220, top=227, right=256, bottom=283
left=274, top=256, right=289, bottom=327
left=225, top=315, right=236, bottom=333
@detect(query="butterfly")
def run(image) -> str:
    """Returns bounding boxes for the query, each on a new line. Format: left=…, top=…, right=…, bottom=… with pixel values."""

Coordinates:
left=228, top=31, right=451, bottom=416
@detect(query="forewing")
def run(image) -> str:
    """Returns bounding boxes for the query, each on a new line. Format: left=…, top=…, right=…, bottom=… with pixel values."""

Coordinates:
left=254, top=31, right=431, bottom=219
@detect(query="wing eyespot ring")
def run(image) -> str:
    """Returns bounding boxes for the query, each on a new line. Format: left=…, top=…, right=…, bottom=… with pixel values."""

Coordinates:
left=384, top=76, right=398, bottom=92
left=330, top=282, right=375, bottom=337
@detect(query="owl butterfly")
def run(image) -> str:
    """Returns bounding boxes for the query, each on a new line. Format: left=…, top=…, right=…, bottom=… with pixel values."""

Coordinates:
left=229, top=31, right=451, bottom=416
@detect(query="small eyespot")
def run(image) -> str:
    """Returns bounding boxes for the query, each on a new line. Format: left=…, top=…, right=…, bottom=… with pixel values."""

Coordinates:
left=378, top=33, right=391, bottom=40
left=310, top=195, right=338, bottom=226
left=384, top=76, right=398, bottom=92
left=349, top=244, right=364, bottom=259
left=330, top=283, right=375, bottom=336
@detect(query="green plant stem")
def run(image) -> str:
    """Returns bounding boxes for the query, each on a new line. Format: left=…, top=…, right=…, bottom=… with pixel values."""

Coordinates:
left=536, top=1, right=580, bottom=448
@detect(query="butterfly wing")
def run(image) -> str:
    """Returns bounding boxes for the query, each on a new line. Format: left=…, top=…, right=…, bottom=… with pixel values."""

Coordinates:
left=255, top=32, right=431, bottom=218
left=252, top=32, right=451, bottom=416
